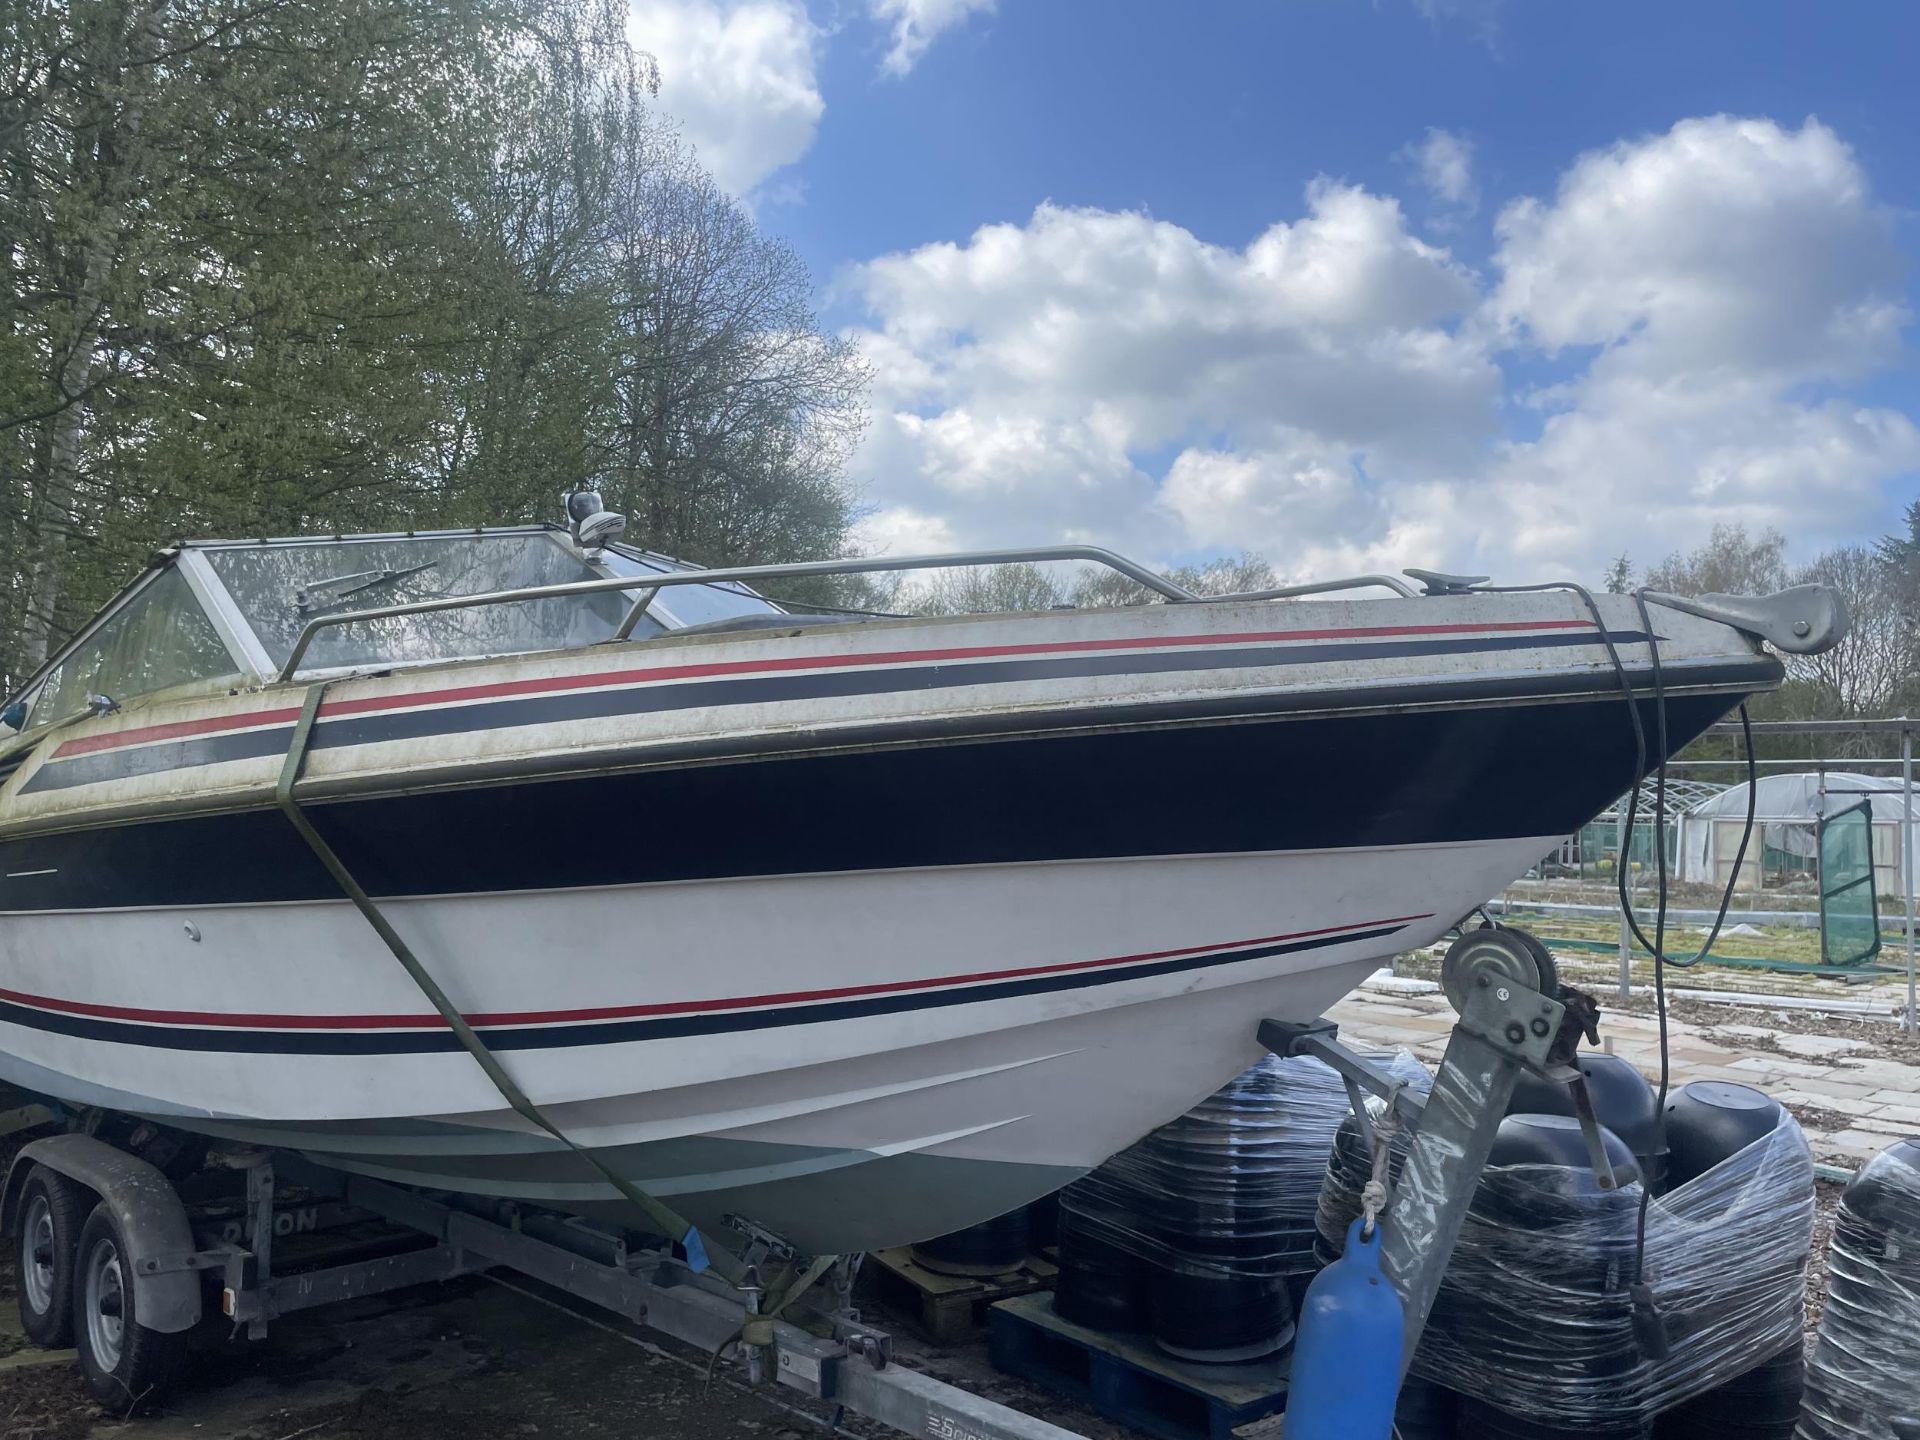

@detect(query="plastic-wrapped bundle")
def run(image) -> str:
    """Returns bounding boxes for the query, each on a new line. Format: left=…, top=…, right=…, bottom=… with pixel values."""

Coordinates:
left=1650, top=1083, right=1808, bottom=1438
left=1411, top=1102, right=1813, bottom=1431
left=1508, top=1053, right=1670, bottom=1194
left=1389, top=1374, right=1458, bottom=1439
left=1054, top=1183, right=1153, bottom=1332
left=1055, top=1050, right=1427, bottom=1359
left=1311, top=1056, right=1437, bottom=1269
left=1797, top=1137, right=1920, bottom=1440
left=1450, top=1117, right=1650, bottom=1440
left=1655, top=1344, right=1803, bottom=1440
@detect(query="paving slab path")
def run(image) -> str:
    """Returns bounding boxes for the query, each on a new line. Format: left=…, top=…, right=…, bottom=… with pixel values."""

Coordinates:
left=1332, top=973, right=1920, bottom=1169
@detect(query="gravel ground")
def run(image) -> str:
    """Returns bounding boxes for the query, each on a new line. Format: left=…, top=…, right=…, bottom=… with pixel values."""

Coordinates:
left=1806, top=1179, right=1844, bottom=1346
left=1, top=1364, right=99, bottom=1440
left=0, top=1236, right=1126, bottom=1440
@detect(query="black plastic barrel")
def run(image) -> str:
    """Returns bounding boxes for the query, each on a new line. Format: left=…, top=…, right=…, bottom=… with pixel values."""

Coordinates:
left=1487, top=1112, right=1639, bottom=1182
left=1799, top=1137, right=1920, bottom=1440
left=1127, top=1054, right=1379, bottom=1361
left=1146, top=1256, right=1291, bottom=1362
left=1136, top=1095, right=1296, bottom=1361
left=910, top=1205, right=1030, bottom=1276
left=1025, top=1190, right=1061, bottom=1251
left=1652, top=1343, right=1803, bottom=1439
left=1508, top=1053, right=1668, bottom=1193
left=1458, top=1396, right=1651, bottom=1440
left=1417, top=1117, right=1647, bottom=1435
left=1663, top=1081, right=1785, bottom=1189
left=1314, top=1109, right=1422, bottom=1269
left=1052, top=1184, right=1152, bottom=1332
left=1389, top=1375, right=1456, bottom=1439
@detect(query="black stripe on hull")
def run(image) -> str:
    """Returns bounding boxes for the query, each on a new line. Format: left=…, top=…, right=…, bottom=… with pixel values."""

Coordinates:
left=0, top=688, right=1744, bottom=914
left=0, top=924, right=1405, bottom=1055
left=21, top=629, right=1654, bottom=795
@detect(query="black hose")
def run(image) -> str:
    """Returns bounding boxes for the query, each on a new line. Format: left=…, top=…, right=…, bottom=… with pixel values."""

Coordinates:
left=1478, top=581, right=1762, bottom=1295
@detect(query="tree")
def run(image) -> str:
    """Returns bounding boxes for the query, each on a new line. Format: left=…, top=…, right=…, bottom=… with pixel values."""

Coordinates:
left=1649, top=522, right=1914, bottom=730
left=898, top=551, right=1281, bottom=615
left=602, top=137, right=868, bottom=566
left=1603, top=553, right=1633, bottom=594
left=1786, top=545, right=1912, bottom=715
left=903, top=562, right=1069, bottom=615
left=1, top=0, right=551, bottom=689
left=0, top=0, right=869, bottom=695
left=1645, top=523, right=1788, bottom=598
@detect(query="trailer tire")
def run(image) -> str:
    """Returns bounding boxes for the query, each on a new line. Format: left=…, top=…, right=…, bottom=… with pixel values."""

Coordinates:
left=72, top=1204, right=186, bottom=1412
left=16, top=1165, right=88, bottom=1347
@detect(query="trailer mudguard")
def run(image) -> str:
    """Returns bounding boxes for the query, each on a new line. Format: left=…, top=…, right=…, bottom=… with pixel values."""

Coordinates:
left=1, top=1133, right=202, bottom=1333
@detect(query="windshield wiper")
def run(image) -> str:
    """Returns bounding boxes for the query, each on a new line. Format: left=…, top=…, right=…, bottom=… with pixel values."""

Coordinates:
left=294, top=561, right=438, bottom=614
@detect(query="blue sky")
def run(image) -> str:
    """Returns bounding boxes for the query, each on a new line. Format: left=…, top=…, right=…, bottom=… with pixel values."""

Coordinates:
left=631, top=0, right=1920, bottom=584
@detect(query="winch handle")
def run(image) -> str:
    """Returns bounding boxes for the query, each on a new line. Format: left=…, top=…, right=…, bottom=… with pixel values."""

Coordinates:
left=1541, top=1063, right=1641, bottom=1193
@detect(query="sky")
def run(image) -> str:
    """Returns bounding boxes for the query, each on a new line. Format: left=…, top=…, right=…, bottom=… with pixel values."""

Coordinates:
left=627, top=0, right=1920, bottom=588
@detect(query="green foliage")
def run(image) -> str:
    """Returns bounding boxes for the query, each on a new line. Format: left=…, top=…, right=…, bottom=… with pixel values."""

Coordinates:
left=1651, top=521, right=1920, bottom=766
left=898, top=551, right=1279, bottom=616
left=0, top=0, right=866, bottom=693
left=1646, top=523, right=1788, bottom=598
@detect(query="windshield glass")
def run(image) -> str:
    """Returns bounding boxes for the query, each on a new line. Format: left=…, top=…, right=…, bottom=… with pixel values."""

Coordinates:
left=601, top=547, right=783, bottom=627
left=206, top=533, right=655, bottom=671
left=34, top=568, right=237, bottom=725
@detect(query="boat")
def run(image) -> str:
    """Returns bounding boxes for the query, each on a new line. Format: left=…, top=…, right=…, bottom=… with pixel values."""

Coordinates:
left=0, top=501, right=1841, bottom=1253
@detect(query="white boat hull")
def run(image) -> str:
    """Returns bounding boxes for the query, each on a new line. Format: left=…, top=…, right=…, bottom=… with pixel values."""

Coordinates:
left=0, top=838, right=1548, bottom=1250
left=0, top=590, right=1778, bottom=1251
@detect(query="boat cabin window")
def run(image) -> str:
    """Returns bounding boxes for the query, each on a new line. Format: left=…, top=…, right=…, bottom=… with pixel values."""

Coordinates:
left=204, top=533, right=660, bottom=672
left=35, top=569, right=238, bottom=725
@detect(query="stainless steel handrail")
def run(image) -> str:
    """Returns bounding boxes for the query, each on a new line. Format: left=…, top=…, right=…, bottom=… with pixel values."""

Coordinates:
left=273, top=545, right=1425, bottom=682
left=277, top=546, right=1195, bottom=681
left=1212, top=574, right=1420, bottom=601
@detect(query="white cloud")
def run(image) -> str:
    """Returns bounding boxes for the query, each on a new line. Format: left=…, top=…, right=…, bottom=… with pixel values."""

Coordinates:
left=1490, top=116, right=1905, bottom=383
left=869, top=0, right=996, bottom=77
left=629, top=0, right=823, bottom=198
left=1159, top=440, right=1399, bottom=578
left=1403, top=127, right=1477, bottom=210
left=840, top=115, right=1919, bottom=586
left=844, top=182, right=1494, bottom=560
left=1472, top=116, right=1919, bottom=577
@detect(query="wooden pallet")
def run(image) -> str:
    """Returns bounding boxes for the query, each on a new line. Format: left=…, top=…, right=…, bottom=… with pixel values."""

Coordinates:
left=863, top=1247, right=1057, bottom=1344
left=988, top=1292, right=1290, bottom=1440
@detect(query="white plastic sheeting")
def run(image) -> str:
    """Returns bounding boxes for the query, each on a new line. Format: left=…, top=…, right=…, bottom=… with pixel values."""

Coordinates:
left=1675, top=772, right=1918, bottom=892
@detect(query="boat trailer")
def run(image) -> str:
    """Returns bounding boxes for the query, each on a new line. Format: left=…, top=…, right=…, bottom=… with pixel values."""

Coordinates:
left=3, top=929, right=1600, bottom=1438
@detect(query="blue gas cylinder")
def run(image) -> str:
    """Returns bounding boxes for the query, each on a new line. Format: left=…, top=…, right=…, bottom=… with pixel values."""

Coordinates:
left=1281, top=1217, right=1404, bottom=1440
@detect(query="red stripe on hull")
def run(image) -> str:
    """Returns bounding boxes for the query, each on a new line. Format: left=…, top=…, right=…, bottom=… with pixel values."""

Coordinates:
left=53, top=617, right=1593, bottom=758
left=0, top=912, right=1431, bottom=1033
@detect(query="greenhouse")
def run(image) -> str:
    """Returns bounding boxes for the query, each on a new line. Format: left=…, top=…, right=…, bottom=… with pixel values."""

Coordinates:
left=1555, top=778, right=1729, bottom=881
left=1674, top=771, right=1920, bottom=896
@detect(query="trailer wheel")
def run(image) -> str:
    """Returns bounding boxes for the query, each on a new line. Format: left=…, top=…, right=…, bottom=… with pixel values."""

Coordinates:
left=72, top=1204, right=185, bottom=1411
left=16, top=1165, right=88, bottom=1347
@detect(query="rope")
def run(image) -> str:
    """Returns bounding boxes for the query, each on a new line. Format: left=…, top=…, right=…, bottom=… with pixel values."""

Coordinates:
left=1359, top=1082, right=1403, bottom=1240
left=273, top=682, right=748, bottom=1286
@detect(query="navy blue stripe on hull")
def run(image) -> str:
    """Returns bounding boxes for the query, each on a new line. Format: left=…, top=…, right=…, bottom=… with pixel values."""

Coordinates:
left=20, top=629, right=1654, bottom=794
left=0, top=688, right=1740, bottom=914
left=0, top=925, right=1406, bottom=1055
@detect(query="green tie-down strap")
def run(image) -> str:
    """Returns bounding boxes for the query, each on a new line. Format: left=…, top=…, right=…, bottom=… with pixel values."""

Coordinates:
left=273, top=683, right=751, bottom=1286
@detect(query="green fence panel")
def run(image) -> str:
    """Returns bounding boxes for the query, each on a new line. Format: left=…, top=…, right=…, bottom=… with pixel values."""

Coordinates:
left=1820, top=800, right=1882, bottom=968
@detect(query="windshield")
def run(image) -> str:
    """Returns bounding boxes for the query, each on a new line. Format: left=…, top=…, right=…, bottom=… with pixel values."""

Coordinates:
left=206, top=533, right=656, bottom=671
left=601, top=546, right=783, bottom=627
left=31, top=568, right=237, bottom=726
